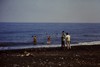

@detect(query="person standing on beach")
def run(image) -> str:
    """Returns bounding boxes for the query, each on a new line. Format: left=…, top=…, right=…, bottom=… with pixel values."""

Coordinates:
left=61, top=31, right=66, bottom=47
left=47, top=36, right=51, bottom=45
left=66, top=33, right=71, bottom=49
left=32, top=36, right=37, bottom=45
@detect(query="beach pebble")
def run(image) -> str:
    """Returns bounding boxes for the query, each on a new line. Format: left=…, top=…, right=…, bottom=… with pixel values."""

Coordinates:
left=62, top=62, right=65, bottom=64
left=32, top=61, right=36, bottom=64
left=27, top=65, right=30, bottom=67
left=58, top=63, right=61, bottom=66
left=46, top=59, right=48, bottom=62
left=61, top=57, right=64, bottom=60
left=59, top=57, right=64, bottom=60
left=24, top=51, right=28, bottom=54
left=39, top=59, right=41, bottom=61
left=21, top=54, right=24, bottom=57
left=49, top=65, right=52, bottom=67
left=16, top=54, right=20, bottom=56
left=13, top=64, right=19, bottom=67
left=48, top=62, right=54, bottom=65
left=30, top=53, right=34, bottom=56
left=98, top=63, right=100, bottom=65
left=26, top=53, right=30, bottom=56
left=75, top=54, right=80, bottom=57
left=40, top=62, right=45, bottom=65
left=43, top=61, right=47, bottom=64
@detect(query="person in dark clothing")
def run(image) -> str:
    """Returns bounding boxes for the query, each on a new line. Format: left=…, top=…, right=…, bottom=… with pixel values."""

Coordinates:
left=61, top=31, right=66, bottom=47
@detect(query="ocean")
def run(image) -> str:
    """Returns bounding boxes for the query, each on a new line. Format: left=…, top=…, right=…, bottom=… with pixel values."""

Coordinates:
left=0, top=23, right=100, bottom=50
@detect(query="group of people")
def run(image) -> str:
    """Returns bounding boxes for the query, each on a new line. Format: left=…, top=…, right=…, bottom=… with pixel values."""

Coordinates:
left=61, top=31, right=71, bottom=49
left=32, top=35, right=51, bottom=45
left=32, top=31, right=71, bottom=49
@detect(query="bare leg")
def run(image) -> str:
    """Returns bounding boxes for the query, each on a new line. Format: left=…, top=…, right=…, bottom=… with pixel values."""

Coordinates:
left=67, top=41, right=71, bottom=49
left=68, top=41, right=71, bottom=49
left=66, top=42, right=69, bottom=49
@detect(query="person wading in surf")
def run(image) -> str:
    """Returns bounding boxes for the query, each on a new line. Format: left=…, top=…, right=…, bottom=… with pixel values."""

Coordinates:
left=32, top=36, right=37, bottom=45
left=47, top=36, right=51, bottom=45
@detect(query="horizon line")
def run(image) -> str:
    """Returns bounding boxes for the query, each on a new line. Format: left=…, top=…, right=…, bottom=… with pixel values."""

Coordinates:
left=0, top=21, right=100, bottom=23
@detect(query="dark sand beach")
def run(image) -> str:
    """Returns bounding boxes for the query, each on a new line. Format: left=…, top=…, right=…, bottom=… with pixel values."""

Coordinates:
left=0, top=45, right=100, bottom=67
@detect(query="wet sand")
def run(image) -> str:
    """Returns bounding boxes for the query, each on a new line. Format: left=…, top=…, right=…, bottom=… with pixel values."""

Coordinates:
left=0, top=45, right=100, bottom=67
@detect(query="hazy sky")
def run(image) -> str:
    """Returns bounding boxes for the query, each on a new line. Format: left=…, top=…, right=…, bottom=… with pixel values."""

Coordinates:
left=0, top=0, right=100, bottom=23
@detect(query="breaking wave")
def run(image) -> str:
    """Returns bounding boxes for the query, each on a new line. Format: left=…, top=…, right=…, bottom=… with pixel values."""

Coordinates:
left=0, top=41, right=100, bottom=50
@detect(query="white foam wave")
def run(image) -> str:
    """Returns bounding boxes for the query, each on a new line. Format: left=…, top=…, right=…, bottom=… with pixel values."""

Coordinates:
left=78, top=41, right=100, bottom=45
left=0, top=41, right=100, bottom=50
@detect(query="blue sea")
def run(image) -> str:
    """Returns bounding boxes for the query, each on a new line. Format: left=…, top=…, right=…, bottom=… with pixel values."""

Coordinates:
left=0, top=23, right=100, bottom=50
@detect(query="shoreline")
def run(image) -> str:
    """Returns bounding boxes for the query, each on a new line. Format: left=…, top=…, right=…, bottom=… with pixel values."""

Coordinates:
left=0, top=40, right=100, bottom=50
left=0, top=44, right=100, bottom=52
left=0, top=41, right=100, bottom=51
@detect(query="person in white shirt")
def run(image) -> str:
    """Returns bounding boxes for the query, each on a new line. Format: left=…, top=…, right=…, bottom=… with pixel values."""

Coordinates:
left=66, top=33, right=71, bottom=49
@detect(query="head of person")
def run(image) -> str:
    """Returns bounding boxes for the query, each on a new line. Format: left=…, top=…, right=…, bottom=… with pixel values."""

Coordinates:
left=66, top=33, right=69, bottom=35
left=34, top=36, right=36, bottom=37
left=62, top=31, right=64, bottom=34
left=48, top=36, right=50, bottom=38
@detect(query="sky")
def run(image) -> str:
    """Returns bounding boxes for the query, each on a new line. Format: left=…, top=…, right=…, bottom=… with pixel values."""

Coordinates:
left=0, top=0, right=100, bottom=23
